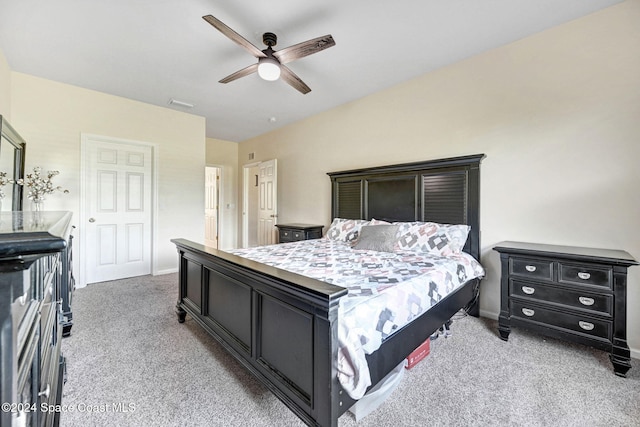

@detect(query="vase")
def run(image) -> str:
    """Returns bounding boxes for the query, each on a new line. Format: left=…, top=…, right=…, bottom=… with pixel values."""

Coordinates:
left=31, top=197, right=45, bottom=212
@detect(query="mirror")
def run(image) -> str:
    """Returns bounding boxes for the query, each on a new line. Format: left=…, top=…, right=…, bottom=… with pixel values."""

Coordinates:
left=0, top=115, right=26, bottom=211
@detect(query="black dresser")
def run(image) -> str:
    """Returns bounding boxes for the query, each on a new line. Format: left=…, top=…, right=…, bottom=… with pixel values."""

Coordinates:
left=275, top=223, right=324, bottom=243
left=0, top=211, right=74, bottom=426
left=494, top=241, right=638, bottom=377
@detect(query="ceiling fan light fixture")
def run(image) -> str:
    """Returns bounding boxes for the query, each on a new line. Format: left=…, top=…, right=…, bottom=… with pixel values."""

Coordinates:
left=257, top=57, right=281, bottom=81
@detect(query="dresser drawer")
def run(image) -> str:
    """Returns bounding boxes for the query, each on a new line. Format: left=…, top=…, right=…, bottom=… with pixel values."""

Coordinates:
left=510, top=280, right=612, bottom=316
left=559, top=263, right=611, bottom=289
left=509, top=257, right=553, bottom=281
left=511, top=300, right=611, bottom=340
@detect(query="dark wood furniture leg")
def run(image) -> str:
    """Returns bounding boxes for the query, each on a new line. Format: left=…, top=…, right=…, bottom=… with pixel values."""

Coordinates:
left=176, top=303, right=186, bottom=323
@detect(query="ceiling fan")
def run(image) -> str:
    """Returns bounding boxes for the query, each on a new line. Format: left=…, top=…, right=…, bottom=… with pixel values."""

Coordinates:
left=203, top=15, right=336, bottom=94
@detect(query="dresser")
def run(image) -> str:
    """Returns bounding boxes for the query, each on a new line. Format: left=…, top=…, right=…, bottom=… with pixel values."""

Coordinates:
left=494, top=241, right=638, bottom=377
left=0, top=211, right=74, bottom=426
left=275, top=223, right=324, bottom=243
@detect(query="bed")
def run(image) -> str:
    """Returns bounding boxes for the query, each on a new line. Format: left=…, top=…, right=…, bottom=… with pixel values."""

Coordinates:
left=172, top=153, right=485, bottom=426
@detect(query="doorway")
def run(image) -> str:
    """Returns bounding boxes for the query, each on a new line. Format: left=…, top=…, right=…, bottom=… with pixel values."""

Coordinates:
left=205, top=166, right=221, bottom=248
left=80, top=134, right=157, bottom=286
left=242, top=159, right=277, bottom=248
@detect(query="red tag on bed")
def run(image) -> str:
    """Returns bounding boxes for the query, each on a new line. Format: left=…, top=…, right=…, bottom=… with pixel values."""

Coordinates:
left=405, top=338, right=431, bottom=369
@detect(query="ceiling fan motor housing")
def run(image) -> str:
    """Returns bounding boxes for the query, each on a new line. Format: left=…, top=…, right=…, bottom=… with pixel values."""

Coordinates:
left=263, top=32, right=277, bottom=47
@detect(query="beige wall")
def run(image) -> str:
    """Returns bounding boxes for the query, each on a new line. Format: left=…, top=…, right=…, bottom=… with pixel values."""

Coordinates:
left=238, top=1, right=640, bottom=355
left=11, top=72, right=206, bottom=284
left=0, top=48, right=10, bottom=118
left=206, top=137, right=238, bottom=250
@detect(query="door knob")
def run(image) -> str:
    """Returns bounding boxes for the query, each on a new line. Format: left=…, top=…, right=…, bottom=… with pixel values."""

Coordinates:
left=89, top=218, right=96, bottom=223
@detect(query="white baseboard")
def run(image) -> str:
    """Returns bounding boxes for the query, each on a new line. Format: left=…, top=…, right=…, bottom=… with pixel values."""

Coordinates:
left=154, top=268, right=178, bottom=276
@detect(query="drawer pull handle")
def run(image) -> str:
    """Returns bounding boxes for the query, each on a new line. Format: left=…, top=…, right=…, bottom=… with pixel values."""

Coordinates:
left=577, top=272, right=591, bottom=280
left=521, top=308, right=535, bottom=317
left=18, top=293, right=28, bottom=306
left=525, top=265, right=537, bottom=272
left=578, top=321, right=595, bottom=331
left=521, top=286, right=535, bottom=295
left=579, top=296, right=595, bottom=306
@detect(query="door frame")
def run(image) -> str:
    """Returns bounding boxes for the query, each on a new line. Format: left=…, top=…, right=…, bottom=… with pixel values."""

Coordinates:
left=79, top=133, right=159, bottom=287
left=204, top=165, right=222, bottom=249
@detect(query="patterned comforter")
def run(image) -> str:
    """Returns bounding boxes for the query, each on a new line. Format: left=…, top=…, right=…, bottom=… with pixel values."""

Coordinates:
left=228, top=238, right=485, bottom=399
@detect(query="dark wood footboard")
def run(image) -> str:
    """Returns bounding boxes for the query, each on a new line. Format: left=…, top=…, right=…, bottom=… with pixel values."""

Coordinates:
left=172, top=238, right=347, bottom=427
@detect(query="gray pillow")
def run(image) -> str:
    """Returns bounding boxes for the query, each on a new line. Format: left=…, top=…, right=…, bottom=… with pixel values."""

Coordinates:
left=352, top=225, right=400, bottom=252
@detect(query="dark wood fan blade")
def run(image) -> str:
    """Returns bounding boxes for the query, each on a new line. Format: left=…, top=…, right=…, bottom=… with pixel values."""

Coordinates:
left=280, top=65, right=311, bottom=94
left=203, top=15, right=266, bottom=59
left=273, top=35, right=335, bottom=64
left=219, top=63, right=259, bottom=84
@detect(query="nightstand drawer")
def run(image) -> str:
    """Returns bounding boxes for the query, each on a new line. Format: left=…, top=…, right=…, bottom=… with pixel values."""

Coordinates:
left=279, top=229, right=294, bottom=242
left=559, top=263, right=611, bottom=289
left=511, top=301, right=611, bottom=340
left=510, top=280, right=612, bottom=316
left=509, top=257, right=553, bottom=281
left=276, top=224, right=324, bottom=243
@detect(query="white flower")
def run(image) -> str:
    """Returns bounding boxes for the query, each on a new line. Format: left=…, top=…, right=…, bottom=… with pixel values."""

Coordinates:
left=0, top=171, right=7, bottom=199
left=11, top=166, right=69, bottom=201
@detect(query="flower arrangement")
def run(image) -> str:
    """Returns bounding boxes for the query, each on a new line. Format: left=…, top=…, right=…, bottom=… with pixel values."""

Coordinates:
left=0, top=171, right=8, bottom=199
left=13, top=166, right=69, bottom=204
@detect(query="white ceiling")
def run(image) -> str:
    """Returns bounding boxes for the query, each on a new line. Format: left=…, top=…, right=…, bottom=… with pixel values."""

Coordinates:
left=0, top=0, right=622, bottom=142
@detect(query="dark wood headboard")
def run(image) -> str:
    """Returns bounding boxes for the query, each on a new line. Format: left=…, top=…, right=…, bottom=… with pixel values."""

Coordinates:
left=327, top=154, right=485, bottom=260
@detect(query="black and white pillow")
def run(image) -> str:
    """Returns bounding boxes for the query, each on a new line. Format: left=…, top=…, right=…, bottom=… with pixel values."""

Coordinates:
left=394, top=221, right=470, bottom=256
left=325, top=218, right=370, bottom=242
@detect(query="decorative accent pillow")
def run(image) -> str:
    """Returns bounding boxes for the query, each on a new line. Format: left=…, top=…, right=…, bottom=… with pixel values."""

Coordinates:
left=394, top=221, right=470, bottom=256
left=352, top=225, right=400, bottom=252
left=325, top=218, right=370, bottom=242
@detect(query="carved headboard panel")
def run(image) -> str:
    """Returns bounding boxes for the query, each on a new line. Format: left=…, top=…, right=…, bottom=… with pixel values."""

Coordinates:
left=327, top=154, right=485, bottom=260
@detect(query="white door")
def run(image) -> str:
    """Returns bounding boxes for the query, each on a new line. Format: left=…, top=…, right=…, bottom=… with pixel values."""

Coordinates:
left=258, top=159, right=277, bottom=245
left=204, top=167, right=219, bottom=248
left=83, top=137, right=153, bottom=284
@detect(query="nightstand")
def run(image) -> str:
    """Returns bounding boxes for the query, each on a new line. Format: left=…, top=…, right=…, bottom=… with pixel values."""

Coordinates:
left=493, top=241, right=638, bottom=377
left=276, top=224, right=324, bottom=243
